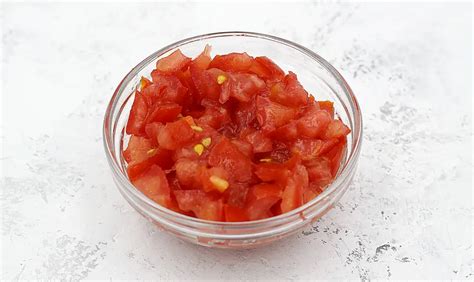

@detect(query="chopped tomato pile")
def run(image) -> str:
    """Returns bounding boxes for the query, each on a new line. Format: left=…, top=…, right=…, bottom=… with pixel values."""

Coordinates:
left=123, top=46, right=350, bottom=222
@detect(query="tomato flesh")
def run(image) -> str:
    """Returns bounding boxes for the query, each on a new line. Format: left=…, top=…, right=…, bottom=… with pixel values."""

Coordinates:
left=123, top=46, right=351, bottom=222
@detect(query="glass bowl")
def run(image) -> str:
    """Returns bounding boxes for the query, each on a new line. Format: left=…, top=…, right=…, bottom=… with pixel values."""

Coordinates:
left=103, top=31, right=362, bottom=249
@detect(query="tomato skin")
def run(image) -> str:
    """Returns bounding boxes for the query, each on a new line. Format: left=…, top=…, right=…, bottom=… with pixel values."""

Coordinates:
left=324, top=138, right=347, bottom=177
left=174, top=190, right=224, bottom=221
left=132, top=165, right=171, bottom=207
left=156, top=49, right=191, bottom=74
left=208, top=137, right=252, bottom=182
left=246, top=196, right=281, bottom=220
left=126, top=92, right=148, bottom=136
left=209, top=52, right=253, bottom=72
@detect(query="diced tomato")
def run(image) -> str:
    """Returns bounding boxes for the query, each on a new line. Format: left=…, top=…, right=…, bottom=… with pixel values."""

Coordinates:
left=156, top=49, right=191, bottom=74
left=271, top=121, right=298, bottom=141
left=190, top=67, right=225, bottom=102
left=254, top=162, right=289, bottom=184
left=230, top=139, right=253, bottom=158
left=132, top=165, right=171, bottom=207
left=126, top=91, right=148, bottom=136
left=291, top=139, right=323, bottom=161
left=157, top=119, right=194, bottom=150
left=246, top=196, right=281, bottom=220
left=224, top=182, right=249, bottom=208
left=208, top=137, right=252, bottom=182
left=251, top=183, right=282, bottom=199
left=224, top=205, right=248, bottom=222
left=249, top=56, right=285, bottom=81
left=123, top=47, right=352, bottom=222
left=318, top=101, right=335, bottom=118
left=191, top=44, right=212, bottom=70
left=139, top=76, right=152, bottom=90
left=175, top=158, right=200, bottom=188
left=296, top=109, right=332, bottom=138
left=209, top=52, right=253, bottom=72
left=150, top=71, right=189, bottom=104
left=324, top=139, right=347, bottom=177
left=323, top=119, right=351, bottom=139
left=256, top=96, right=297, bottom=133
left=269, top=72, right=309, bottom=107
left=280, top=165, right=308, bottom=213
left=241, top=128, right=272, bottom=153
left=174, top=190, right=224, bottom=221
left=197, top=101, right=231, bottom=129
left=220, top=73, right=265, bottom=103
left=233, top=98, right=257, bottom=130
left=145, top=103, right=182, bottom=124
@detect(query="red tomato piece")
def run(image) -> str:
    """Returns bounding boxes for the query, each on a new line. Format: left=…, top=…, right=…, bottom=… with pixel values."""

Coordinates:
left=190, top=67, right=225, bottom=102
left=123, top=136, right=154, bottom=163
left=224, top=182, right=249, bottom=208
left=323, top=119, right=351, bottom=139
left=240, top=128, right=272, bottom=153
left=224, top=205, right=248, bottom=222
left=150, top=71, right=189, bottom=104
left=191, top=44, right=212, bottom=70
left=126, top=91, right=148, bottom=136
left=249, top=56, right=285, bottom=81
left=271, top=121, right=298, bottom=141
left=156, top=49, right=191, bottom=74
left=157, top=119, right=194, bottom=150
left=251, top=183, right=283, bottom=199
left=296, top=109, right=332, bottom=138
left=175, top=158, right=200, bottom=188
left=280, top=165, right=308, bottom=213
left=230, top=139, right=253, bottom=158
left=246, top=196, right=281, bottom=221
left=254, top=162, right=289, bottom=184
left=208, top=137, right=252, bottom=182
left=324, top=139, right=347, bottom=176
left=145, top=103, right=182, bottom=124
left=233, top=98, right=257, bottom=130
left=318, top=101, right=335, bottom=118
left=174, top=190, right=224, bottom=221
left=132, top=165, right=171, bottom=207
left=291, top=139, right=323, bottom=161
left=270, top=72, right=309, bottom=107
left=209, top=52, right=253, bottom=72
left=256, top=96, right=297, bottom=133
left=220, top=73, right=265, bottom=103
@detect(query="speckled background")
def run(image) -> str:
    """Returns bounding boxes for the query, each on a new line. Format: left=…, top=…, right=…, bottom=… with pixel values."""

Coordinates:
left=1, top=2, right=472, bottom=280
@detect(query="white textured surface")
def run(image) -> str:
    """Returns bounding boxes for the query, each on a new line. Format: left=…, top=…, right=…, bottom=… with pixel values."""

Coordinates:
left=1, top=2, right=472, bottom=280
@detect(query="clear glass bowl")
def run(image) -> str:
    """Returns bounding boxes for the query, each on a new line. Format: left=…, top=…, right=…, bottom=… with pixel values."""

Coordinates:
left=103, top=31, right=362, bottom=249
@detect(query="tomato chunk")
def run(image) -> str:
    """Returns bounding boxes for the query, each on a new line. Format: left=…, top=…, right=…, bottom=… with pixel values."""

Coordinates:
left=208, top=137, right=252, bottom=182
left=174, top=190, right=224, bottom=221
left=126, top=92, right=148, bottom=136
left=156, top=49, right=191, bottom=74
left=132, top=165, right=171, bottom=207
left=209, top=52, right=253, bottom=72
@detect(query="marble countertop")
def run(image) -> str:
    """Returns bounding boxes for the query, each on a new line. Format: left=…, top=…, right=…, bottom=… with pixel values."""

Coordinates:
left=1, top=2, right=472, bottom=280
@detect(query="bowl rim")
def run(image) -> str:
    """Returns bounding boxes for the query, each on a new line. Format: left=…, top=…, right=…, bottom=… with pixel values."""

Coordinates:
left=103, top=31, right=363, bottom=228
